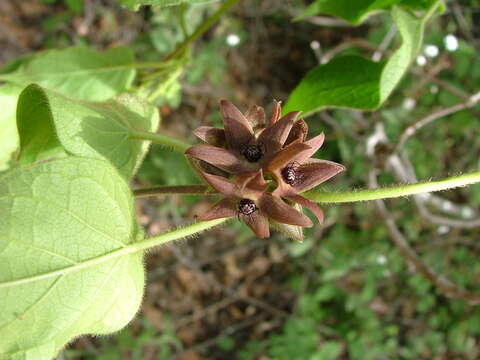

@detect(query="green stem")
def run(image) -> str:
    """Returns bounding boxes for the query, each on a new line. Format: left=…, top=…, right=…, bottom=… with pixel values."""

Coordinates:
left=0, top=219, right=227, bottom=289
left=178, top=4, right=189, bottom=37
left=304, top=171, right=480, bottom=203
left=130, top=130, right=191, bottom=153
left=133, top=172, right=480, bottom=203
left=134, top=185, right=211, bottom=198
left=133, top=218, right=227, bottom=252
left=422, top=0, right=443, bottom=24
left=165, top=0, right=241, bottom=60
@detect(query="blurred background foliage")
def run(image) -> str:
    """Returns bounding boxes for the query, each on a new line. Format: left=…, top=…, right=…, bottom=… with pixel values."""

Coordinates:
left=1, top=0, right=479, bottom=359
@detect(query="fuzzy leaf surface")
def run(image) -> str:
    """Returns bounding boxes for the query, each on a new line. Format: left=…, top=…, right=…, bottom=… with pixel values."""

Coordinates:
left=0, top=157, right=144, bottom=360
left=0, top=84, right=23, bottom=170
left=16, top=84, right=160, bottom=179
left=0, top=46, right=137, bottom=170
left=0, top=46, right=136, bottom=101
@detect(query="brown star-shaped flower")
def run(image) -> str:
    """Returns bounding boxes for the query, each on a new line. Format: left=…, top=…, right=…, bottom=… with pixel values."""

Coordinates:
left=196, top=170, right=312, bottom=238
left=186, top=100, right=300, bottom=174
left=186, top=100, right=345, bottom=240
left=266, top=132, right=345, bottom=224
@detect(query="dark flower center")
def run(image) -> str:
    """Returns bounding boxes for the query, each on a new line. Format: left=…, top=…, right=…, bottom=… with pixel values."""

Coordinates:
left=238, top=199, right=257, bottom=216
left=241, top=144, right=263, bottom=162
left=281, top=162, right=300, bottom=186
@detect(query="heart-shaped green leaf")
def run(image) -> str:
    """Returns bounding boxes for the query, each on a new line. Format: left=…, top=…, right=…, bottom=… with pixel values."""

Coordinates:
left=0, top=46, right=137, bottom=171
left=0, top=46, right=136, bottom=102
left=0, top=157, right=144, bottom=360
left=17, top=84, right=160, bottom=179
left=284, top=4, right=441, bottom=116
left=0, top=84, right=23, bottom=170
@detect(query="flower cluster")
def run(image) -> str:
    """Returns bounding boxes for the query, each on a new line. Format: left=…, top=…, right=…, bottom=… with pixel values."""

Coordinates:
left=186, top=100, right=345, bottom=240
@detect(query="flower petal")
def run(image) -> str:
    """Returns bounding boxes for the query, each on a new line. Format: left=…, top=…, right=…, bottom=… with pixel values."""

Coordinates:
left=286, top=194, right=324, bottom=224
left=234, top=171, right=268, bottom=200
left=243, top=211, right=270, bottom=238
left=220, top=100, right=255, bottom=153
left=193, top=126, right=226, bottom=146
left=259, top=194, right=313, bottom=227
left=285, top=118, right=308, bottom=145
left=247, top=171, right=268, bottom=190
left=198, top=171, right=238, bottom=197
left=186, top=144, right=253, bottom=173
left=197, top=198, right=237, bottom=221
left=267, top=142, right=311, bottom=172
left=258, top=111, right=300, bottom=154
left=245, top=105, right=265, bottom=130
left=293, top=160, right=345, bottom=193
left=292, top=133, right=325, bottom=164
left=268, top=100, right=282, bottom=126
left=244, top=171, right=269, bottom=197
left=236, top=171, right=260, bottom=191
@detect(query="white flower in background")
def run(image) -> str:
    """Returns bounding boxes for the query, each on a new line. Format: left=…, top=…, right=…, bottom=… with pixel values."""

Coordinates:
left=444, top=34, right=459, bottom=52
left=226, top=34, right=241, bottom=47
left=424, top=44, right=439, bottom=57
left=376, top=255, right=388, bottom=265
left=403, top=97, right=416, bottom=110
left=416, top=55, right=427, bottom=66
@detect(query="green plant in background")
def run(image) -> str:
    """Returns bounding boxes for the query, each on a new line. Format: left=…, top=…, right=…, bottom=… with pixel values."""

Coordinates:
left=0, top=0, right=479, bottom=359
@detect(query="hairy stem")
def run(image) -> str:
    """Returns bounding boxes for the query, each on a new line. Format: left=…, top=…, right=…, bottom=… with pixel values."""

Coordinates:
left=133, top=172, right=480, bottom=202
left=134, top=185, right=211, bottom=198
left=165, top=0, right=241, bottom=60
left=304, top=171, right=480, bottom=203
left=130, top=129, right=191, bottom=153
left=133, top=218, right=227, bottom=252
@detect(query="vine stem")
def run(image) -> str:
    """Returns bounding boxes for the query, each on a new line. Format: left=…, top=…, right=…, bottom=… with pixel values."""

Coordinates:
left=129, top=130, right=191, bottom=153
left=0, top=219, right=227, bottom=289
left=165, top=0, right=241, bottom=60
left=304, top=171, right=480, bottom=203
left=133, top=171, right=480, bottom=202
left=132, top=218, right=227, bottom=252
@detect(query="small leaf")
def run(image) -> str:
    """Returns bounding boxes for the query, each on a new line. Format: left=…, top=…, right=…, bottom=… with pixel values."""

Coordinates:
left=17, top=84, right=160, bottom=179
left=296, top=0, right=401, bottom=25
left=0, top=46, right=136, bottom=101
left=0, top=84, right=23, bottom=170
left=116, top=0, right=219, bottom=10
left=284, top=5, right=437, bottom=115
left=0, top=157, right=144, bottom=359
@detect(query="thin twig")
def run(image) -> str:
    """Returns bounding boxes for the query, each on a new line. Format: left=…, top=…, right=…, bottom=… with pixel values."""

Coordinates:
left=300, top=15, right=352, bottom=27
left=320, top=39, right=376, bottom=64
left=393, top=154, right=480, bottom=228
left=372, top=25, right=397, bottom=62
left=370, top=123, right=480, bottom=228
left=165, top=0, right=240, bottom=61
left=409, top=68, right=472, bottom=101
left=395, top=91, right=480, bottom=152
